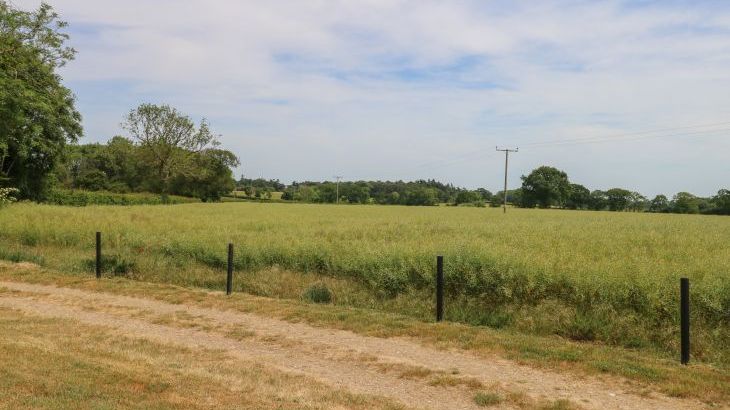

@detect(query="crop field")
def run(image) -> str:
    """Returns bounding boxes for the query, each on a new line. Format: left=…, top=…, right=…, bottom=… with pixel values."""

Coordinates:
left=0, top=202, right=728, bottom=365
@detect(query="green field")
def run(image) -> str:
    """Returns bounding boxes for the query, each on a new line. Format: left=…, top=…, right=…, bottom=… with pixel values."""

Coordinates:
left=1, top=202, right=728, bottom=364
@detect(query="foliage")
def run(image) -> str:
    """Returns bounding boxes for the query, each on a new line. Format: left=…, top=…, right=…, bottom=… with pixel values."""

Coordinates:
left=0, top=1, right=82, bottom=200
left=281, top=179, right=481, bottom=206
left=454, top=190, right=480, bottom=205
left=671, top=192, right=700, bottom=214
left=710, top=189, right=730, bottom=215
left=121, top=104, right=237, bottom=196
left=491, top=189, right=522, bottom=208
left=56, top=135, right=238, bottom=201
left=648, top=194, right=669, bottom=213
left=169, top=149, right=238, bottom=201
left=238, top=177, right=285, bottom=193
left=45, top=189, right=199, bottom=206
left=0, top=187, right=19, bottom=207
left=565, top=183, right=590, bottom=210
left=588, top=190, right=608, bottom=210
left=605, top=188, right=632, bottom=211
left=520, top=166, right=571, bottom=208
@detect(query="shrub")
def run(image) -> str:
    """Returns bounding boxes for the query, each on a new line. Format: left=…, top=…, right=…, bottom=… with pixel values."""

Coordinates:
left=302, top=282, right=333, bottom=304
left=45, top=189, right=199, bottom=206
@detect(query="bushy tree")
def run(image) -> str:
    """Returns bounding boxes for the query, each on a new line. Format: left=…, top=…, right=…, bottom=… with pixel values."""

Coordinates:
left=454, top=190, right=480, bottom=205
left=476, top=188, right=493, bottom=202
left=628, top=191, right=647, bottom=212
left=169, top=149, right=239, bottom=201
left=588, top=190, right=608, bottom=210
left=711, top=189, right=730, bottom=215
left=605, top=188, right=632, bottom=211
left=341, top=181, right=370, bottom=204
left=565, top=183, right=590, bottom=210
left=671, top=192, right=700, bottom=214
left=122, top=104, right=219, bottom=194
left=0, top=2, right=82, bottom=199
left=520, top=166, right=571, bottom=208
left=492, top=189, right=522, bottom=207
left=648, top=194, right=669, bottom=213
left=404, top=186, right=438, bottom=206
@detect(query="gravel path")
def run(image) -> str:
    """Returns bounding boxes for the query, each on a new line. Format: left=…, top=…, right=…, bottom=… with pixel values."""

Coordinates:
left=0, top=280, right=708, bottom=410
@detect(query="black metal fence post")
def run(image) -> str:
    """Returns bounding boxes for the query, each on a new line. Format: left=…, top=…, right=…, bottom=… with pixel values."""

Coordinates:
left=226, top=243, right=234, bottom=295
left=436, top=255, right=444, bottom=322
left=95, top=231, right=101, bottom=279
left=681, top=278, right=690, bottom=365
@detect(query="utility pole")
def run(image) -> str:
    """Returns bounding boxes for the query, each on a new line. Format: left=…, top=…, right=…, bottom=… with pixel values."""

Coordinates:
left=334, top=175, right=343, bottom=204
left=496, top=147, right=518, bottom=213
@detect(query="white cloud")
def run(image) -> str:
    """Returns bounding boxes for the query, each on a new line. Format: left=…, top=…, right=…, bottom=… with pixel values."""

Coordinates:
left=14, top=0, right=730, bottom=196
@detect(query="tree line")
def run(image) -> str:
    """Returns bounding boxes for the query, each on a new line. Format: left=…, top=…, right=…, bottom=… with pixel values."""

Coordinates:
left=236, top=172, right=729, bottom=215
left=514, top=166, right=730, bottom=215
left=237, top=178, right=493, bottom=206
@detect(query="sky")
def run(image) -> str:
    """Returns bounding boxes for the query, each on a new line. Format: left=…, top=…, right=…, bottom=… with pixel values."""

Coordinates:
left=15, top=0, right=730, bottom=196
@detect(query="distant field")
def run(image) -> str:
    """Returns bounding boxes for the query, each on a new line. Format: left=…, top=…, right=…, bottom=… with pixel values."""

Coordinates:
left=1, top=202, right=728, bottom=364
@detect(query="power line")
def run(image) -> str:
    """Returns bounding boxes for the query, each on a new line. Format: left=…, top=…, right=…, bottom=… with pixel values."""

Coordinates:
left=521, top=122, right=730, bottom=148
left=379, top=121, right=730, bottom=181
left=311, top=121, right=729, bottom=191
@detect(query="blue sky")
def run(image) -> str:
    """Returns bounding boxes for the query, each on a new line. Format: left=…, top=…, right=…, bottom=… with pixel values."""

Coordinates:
left=17, top=0, right=730, bottom=196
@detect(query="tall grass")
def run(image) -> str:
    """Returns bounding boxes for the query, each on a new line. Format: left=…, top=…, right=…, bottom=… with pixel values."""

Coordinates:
left=0, top=202, right=728, bottom=363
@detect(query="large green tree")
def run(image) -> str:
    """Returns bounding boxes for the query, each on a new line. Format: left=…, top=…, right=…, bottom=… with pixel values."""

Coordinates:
left=122, top=104, right=220, bottom=194
left=648, top=194, right=669, bottom=213
left=671, top=192, right=700, bottom=214
left=520, top=166, right=571, bottom=208
left=605, top=188, right=632, bottom=211
left=588, top=190, right=608, bottom=210
left=0, top=2, right=81, bottom=199
left=565, top=183, right=590, bottom=210
left=712, top=189, right=730, bottom=215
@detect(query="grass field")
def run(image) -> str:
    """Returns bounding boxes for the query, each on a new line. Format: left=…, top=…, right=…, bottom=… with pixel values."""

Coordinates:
left=0, top=202, right=728, bottom=364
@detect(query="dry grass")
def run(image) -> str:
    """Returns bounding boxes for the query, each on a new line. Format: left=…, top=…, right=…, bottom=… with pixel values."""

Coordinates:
left=0, top=304, right=405, bottom=410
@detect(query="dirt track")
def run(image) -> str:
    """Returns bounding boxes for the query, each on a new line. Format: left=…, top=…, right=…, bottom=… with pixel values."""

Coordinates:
left=0, top=280, right=707, bottom=409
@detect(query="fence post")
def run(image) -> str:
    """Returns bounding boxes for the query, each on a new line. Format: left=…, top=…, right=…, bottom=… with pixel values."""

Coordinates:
left=95, top=232, right=101, bottom=279
left=226, top=243, right=234, bottom=295
left=436, top=255, right=444, bottom=322
left=680, top=278, right=690, bottom=365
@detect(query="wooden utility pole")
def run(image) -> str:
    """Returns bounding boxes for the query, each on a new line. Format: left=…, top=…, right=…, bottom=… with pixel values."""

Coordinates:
left=496, top=147, right=518, bottom=213
left=334, top=176, right=343, bottom=204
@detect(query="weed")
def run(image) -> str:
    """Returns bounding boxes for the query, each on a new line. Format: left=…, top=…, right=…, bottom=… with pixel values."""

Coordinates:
left=302, top=282, right=333, bottom=304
